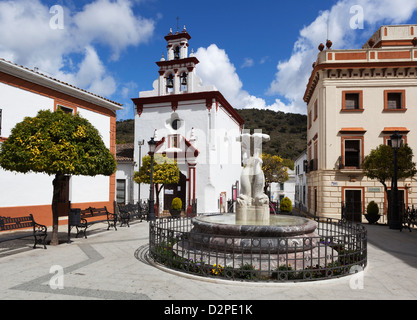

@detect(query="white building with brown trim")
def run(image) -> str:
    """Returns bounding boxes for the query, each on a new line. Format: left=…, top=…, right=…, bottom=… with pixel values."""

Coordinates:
left=304, top=25, right=417, bottom=222
left=0, top=58, right=122, bottom=226
left=132, top=28, right=244, bottom=214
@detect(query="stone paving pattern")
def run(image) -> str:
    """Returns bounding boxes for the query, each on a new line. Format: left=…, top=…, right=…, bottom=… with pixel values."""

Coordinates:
left=1, top=219, right=417, bottom=300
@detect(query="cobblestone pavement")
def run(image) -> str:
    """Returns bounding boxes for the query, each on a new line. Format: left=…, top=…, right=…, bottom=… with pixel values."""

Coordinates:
left=1, top=219, right=417, bottom=301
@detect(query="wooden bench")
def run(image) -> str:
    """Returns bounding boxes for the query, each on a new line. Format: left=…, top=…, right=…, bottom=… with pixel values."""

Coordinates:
left=0, top=214, right=47, bottom=249
left=69, top=207, right=117, bottom=239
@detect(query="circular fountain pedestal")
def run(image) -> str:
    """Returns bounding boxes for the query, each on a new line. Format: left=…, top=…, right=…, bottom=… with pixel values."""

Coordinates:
left=190, top=214, right=319, bottom=253
left=175, top=214, right=338, bottom=271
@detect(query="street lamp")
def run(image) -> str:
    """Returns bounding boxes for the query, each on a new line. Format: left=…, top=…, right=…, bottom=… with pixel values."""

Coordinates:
left=137, top=139, right=145, bottom=203
left=390, top=131, right=402, bottom=230
left=147, top=137, right=157, bottom=221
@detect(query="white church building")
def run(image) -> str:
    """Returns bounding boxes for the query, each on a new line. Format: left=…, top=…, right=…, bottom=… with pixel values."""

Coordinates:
left=132, top=27, right=244, bottom=214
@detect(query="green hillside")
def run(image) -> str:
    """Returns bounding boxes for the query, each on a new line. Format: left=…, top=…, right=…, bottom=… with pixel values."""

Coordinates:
left=116, top=119, right=135, bottom=144
left=116, top=109, right=307, bottom=160
left=236, top=109, right=307, bottom=160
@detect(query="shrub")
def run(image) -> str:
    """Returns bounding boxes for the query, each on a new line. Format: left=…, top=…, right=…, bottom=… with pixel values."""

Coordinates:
left=171, top=197, right=182, bottom=211
left=366, top=201, right=379, bottom=216
left=280, top=197, right=292, bottom=213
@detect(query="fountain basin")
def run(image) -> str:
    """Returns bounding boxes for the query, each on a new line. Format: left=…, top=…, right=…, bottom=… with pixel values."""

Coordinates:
left=192, top=214, right=318, bottom=237
left=186, top=214, right=321, bottom=254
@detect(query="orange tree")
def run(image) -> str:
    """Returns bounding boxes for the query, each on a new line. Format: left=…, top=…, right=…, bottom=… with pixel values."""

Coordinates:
left=261, top=153, right=289, bottom=198
left=0, top=110, right=116, bottom=245
left=133, top=154, right=180, bottom=211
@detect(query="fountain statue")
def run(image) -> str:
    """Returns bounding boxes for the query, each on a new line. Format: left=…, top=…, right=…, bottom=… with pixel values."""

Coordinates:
left=173, top=130, right=337, bottom=272
left=236, top=132, right=270, bottom=224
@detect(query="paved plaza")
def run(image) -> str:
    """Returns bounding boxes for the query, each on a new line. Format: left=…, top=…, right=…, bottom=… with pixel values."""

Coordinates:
left=1, top=218, right=417, bottom=301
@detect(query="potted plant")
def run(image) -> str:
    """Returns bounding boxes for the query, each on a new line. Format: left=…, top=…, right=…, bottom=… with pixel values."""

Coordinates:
left=365, top=201, right=380, bottom=224
left=280, top=197, right=293, bottom=214
left=170, top=197, right=182, bottom=218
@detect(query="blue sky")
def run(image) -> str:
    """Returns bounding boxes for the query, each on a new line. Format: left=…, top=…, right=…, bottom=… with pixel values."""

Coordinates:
left=1, top=0, right=417, bottom=120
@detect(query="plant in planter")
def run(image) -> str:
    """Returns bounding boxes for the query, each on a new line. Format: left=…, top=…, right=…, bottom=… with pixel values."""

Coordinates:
left=170, top=197, right=182, bottom=218
left=280, top=197, right=292, bottom=214
left=365, top=201, right=380, bottom=224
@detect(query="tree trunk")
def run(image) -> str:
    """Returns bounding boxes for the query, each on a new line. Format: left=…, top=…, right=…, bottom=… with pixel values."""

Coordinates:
left=381, top=181, right=390, bottom=224
left=51, top=173, right=65, bottom=246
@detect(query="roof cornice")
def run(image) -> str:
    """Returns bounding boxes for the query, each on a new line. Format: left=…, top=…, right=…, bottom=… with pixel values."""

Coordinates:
left=0, top=58, right=123, bottom=112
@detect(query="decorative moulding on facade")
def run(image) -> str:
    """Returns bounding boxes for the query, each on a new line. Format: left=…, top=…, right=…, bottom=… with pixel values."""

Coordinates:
left=132, top=91, right=245, bottom=126
left=303, top=59, right=417, bottom=104
left=156, top=57, right=199, bottom=69
left=0, top=58, right=122, bottom=112
left=165, top=31, right=192, bottom=42
left=382, top=127, right=409, bottom=134
left=339, top=128, right=367, bottom=134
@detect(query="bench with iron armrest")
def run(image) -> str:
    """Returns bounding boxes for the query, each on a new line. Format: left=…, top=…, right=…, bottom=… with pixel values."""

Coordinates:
left=401, top=206, right=416, bottom=232
left=69, top=207, right=117, bottom=239
left=117, top=203, right=137, bottom=227
left=0, top=214, right=47, bottom=249
left=117, top=202, right=147, bottom=227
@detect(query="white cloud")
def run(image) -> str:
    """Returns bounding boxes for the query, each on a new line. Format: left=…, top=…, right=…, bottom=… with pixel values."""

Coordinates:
left=195, top=45, right=300, bottom=114
left=194, top=0, right=417, bottom=116
left=0, top=0, right=154, bottom=98
left=241, top=57, right=254, bottom=68
left=73, top=0, right=154, bottom=61
left=268, top=0, right=417, bottom=114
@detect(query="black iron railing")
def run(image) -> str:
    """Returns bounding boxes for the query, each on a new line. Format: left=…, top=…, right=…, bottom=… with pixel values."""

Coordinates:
left=148, top=215, right=367, bottom=282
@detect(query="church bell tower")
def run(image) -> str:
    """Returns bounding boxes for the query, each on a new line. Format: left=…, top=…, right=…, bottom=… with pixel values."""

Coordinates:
left=156, top=26, right=200, bottom=95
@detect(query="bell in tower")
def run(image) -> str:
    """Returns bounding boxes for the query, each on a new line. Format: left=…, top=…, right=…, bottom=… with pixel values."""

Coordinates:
left=174, top=46, right=180, bottom=60
left=166, top=74, right=174, bottom=93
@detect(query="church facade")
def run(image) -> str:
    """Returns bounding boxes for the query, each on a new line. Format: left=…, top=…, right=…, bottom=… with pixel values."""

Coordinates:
left=132, top=28, right=244, bottom=214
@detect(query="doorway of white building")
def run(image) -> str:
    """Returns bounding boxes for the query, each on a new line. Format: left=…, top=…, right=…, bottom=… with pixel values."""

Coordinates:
left=163, top=172, right=187, bottom=211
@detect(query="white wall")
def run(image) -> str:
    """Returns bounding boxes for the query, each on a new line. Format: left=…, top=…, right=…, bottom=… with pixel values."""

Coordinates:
left=71, top=107, right=111, bottom=203
left=0, top=82, right=54, bottom=135
left=0, top=82, right=55, bottom=207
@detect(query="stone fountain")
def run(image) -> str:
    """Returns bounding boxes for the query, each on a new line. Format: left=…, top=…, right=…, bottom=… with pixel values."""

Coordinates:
left=176, top=132, right=336, bottom=271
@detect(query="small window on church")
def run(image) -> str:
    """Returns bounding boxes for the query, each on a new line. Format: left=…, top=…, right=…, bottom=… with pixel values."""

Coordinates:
left=174, top=46, right=180, bottom=60
left=172, top=119, right=181, bottom=130
left=169, top=135, right=180, bottom=148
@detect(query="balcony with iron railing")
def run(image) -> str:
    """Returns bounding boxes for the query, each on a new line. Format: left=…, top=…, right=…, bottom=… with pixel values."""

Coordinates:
left=336, top=156, right=363, bottom=174
left=306, top=159, right=318, bottom=173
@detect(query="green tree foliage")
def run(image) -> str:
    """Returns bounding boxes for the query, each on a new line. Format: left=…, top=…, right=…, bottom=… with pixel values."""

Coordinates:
left=171, top=197, right=182, bottom=211
left=280, top=197, right=293, bottom=213
left=0, top=110, right=117, bottom=245
left=363, top=144, right=416, bottom=191
left=363, top=144, right=416, bottom=219
left=366, top=201, right=379, bottom=216
left=116, top=119, right=134, bottom=144
left=133, top=154, right=180, bottom=209
left=237, top=109, right=307, bottom=160
left=262, top=153, right=289, bottom=197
